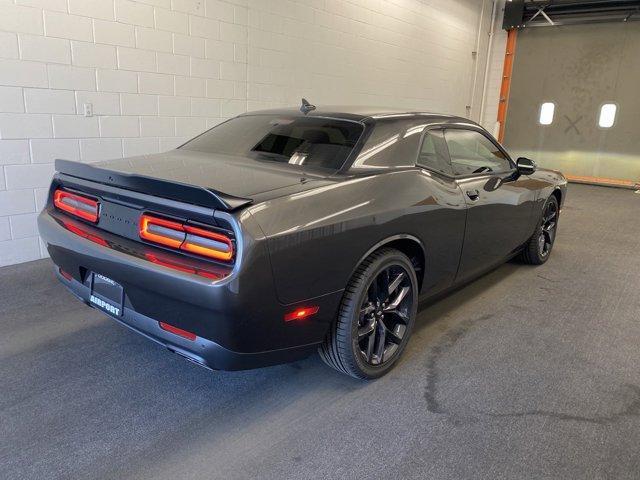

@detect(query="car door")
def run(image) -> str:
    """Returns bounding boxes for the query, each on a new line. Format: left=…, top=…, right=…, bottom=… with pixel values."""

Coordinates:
left=414, top=128, right=467, bottom=295
left=443, top=127, right=537, bottom=282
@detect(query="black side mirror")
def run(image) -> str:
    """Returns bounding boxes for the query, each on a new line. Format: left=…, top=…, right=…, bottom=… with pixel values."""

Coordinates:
left=516, top=157, right=536, bottom=175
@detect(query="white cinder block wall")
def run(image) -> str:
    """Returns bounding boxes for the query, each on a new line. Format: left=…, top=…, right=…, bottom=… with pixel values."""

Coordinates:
left=0, top=0, right=496, bottom=266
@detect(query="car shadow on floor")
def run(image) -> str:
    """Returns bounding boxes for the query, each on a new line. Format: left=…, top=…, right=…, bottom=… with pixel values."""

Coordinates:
left=414, top=261, right=521, bottom=332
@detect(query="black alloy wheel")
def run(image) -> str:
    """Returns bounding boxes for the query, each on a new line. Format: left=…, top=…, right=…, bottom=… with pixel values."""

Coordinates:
left=538, top=199, right=558, bottom=258
left=319, top=248, right=418, bottom=379
left=357, top=265, right=412, bottom=366
left=520, top=194, right=559, bottom=265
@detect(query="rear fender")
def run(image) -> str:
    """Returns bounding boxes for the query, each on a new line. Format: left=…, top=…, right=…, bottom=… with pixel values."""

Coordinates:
left=347, top=234, right=426, bottom=291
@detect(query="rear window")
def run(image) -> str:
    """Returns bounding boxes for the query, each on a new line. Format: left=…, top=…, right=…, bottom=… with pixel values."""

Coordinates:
left=180, top=115, right=364, bottom=171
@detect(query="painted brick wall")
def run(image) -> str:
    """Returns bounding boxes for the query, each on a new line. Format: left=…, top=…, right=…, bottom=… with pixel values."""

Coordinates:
left=0, top=0, right=491, bottom=266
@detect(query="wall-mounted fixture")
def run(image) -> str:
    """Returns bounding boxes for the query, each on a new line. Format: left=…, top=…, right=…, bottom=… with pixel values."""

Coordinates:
left=539, top=102, right=555, bottom=125
left=598, top=103, right=617, bottom=128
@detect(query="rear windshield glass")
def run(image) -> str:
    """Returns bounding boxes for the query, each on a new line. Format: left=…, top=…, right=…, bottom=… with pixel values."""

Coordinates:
left=180, top=115, right=364, bottom=171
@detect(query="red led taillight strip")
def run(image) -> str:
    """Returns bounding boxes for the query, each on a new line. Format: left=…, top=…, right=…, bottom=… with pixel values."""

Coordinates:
left=62, top=220, right=108, bottom=247
left=139, top=214, right=234, bottom=262
left=54, top=189, right=100, bottom=223
left=145, top=253, right=225, bottom=280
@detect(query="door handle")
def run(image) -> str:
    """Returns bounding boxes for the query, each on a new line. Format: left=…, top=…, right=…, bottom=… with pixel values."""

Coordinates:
left=466, top=189, right=480, bottom=201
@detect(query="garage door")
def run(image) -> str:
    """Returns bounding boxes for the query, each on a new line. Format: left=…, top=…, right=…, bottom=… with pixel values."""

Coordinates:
left=503, top=22, right=640, bottom=186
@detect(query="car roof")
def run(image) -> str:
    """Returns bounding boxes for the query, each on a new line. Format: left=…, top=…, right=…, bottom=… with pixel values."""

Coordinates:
left=238, top=105, right=474, bottom=125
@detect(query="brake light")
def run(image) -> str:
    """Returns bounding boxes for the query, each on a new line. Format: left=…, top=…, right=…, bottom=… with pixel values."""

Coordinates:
left=284, top=306, right=319, bottom=322
left=159, top=322, right=197, bottom=341
left=139, top=214, right=234, bottom=262
left=54, top=189, right=99, bottom=223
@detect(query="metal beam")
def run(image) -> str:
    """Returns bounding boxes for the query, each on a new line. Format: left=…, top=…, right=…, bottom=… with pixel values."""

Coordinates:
left=503, top=0, right=640, bottom=29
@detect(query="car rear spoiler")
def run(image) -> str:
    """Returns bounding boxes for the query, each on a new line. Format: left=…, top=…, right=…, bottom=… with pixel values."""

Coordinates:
left=55, top=159, right=253, bottom=211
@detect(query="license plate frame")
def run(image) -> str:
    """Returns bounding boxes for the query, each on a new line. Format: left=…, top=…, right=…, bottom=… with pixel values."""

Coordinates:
left=90, top=273, right=124, bottom=317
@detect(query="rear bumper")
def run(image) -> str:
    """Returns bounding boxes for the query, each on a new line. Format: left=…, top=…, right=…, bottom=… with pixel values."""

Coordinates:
left=56, top=268, right=319, bottom=370
left=38, top=209, right=342, bottom=371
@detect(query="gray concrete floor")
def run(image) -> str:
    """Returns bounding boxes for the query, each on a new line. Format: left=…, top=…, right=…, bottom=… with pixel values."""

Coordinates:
left=1, top=184, right=640, bottom=480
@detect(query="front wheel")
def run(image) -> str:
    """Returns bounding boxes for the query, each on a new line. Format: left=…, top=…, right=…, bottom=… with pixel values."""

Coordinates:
left=319, top=248, right=418, bottom=379
left=520, top=195, right=559, bottom=265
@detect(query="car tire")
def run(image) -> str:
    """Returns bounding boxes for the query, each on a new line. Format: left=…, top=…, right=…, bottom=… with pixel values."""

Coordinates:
left=319, top=248, right=418, bottom=379
left=520, top=194, right=559, bottom=265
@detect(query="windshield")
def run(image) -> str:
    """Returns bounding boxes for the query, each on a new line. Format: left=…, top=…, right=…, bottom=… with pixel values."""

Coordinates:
left=180, top=115, right=364, bottom=171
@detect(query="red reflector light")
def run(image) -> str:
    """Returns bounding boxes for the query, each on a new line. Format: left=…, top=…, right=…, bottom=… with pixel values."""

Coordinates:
left=59, top=267, right=73, bottom=281
left=159, top=322, right=197, bottom=341
left=139, top=214, right=234, bottom=262
left=54, top=189, right=99, bottom=223
left=284, top=306, right=319, bottom=322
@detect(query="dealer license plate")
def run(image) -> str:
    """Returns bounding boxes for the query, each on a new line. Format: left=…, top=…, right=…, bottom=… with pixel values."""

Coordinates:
left=89, top=273, right=123, bottom=317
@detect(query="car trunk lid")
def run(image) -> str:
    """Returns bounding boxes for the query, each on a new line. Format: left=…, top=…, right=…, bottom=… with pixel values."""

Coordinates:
left=87, top=149, right=330, bottom=207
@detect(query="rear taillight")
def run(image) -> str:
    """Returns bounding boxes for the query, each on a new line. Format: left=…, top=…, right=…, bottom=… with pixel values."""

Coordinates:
left=139, top=215, right=185, bottom=248
left=54, top=189, right=99, bottom=223
left=139, top=214, right=234, bottom=262
left=181, top=225, right=233, bottom=261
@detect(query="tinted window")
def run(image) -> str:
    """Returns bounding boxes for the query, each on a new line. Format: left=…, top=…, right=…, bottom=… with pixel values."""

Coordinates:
left=181, top=115, right=364, bottom=171
left=444, top=129, right=512, bottom=176
left=418, top=130, right=452, bottom=175
left=350, top=118, right=427, bottom=169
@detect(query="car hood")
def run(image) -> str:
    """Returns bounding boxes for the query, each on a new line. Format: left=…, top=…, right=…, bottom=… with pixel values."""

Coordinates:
left=94, top=149, right=335, bottom=200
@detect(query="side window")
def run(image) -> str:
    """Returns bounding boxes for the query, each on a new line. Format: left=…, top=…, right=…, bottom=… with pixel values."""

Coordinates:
left=351, top=119, right=426, bottom=169
left=417, top=130, right=452, bottom=175
left=443, top=129, right=512, bottom=176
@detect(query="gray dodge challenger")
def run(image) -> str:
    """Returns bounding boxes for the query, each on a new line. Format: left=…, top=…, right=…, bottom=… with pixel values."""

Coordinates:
left=38, top=103, right=567, bottom=379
